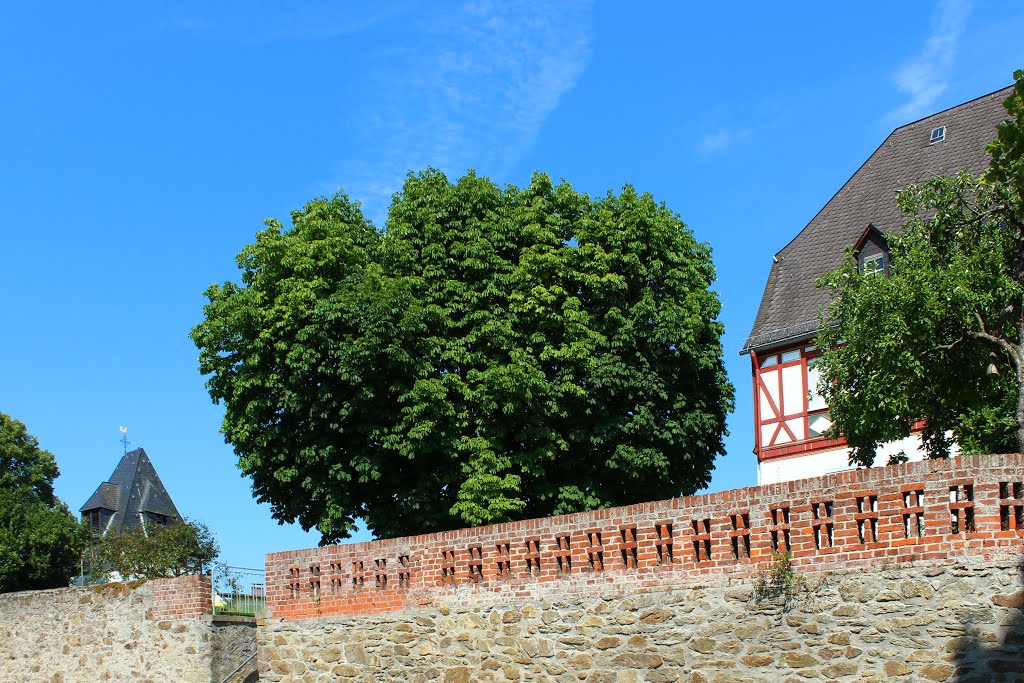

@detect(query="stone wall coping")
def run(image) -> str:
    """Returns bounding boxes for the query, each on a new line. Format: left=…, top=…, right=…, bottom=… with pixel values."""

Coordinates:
left=207, top=614, right=257, bottom=625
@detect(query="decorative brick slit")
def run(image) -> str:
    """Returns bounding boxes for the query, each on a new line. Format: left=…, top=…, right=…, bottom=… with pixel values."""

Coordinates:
left=288, top=566, right=302, bottom=599
left=619, top=527, right=638, bottom=569
left=855, top=494, right=879, bottom=544
left=586, top=531, right=604, bottom=571
left=811, top=501, right=834, bottom=550
left=467, top=546, right=484, bottom=583
left=351, top=561, right=364, bottom=591
left=397, top=556, right=411, bottom=588
left=948, top=483, right=975, bottom=534
left=655, top=523, right=674, bottom=565
left=730, top=513, right=751, bottom=560
left=769, top=506, right=791, bottom=553
left=692, top=519, right=711, bottom=563
left=374, top=558, right=387, bottom=590
left=308, top=564, right=320, bottom=599
left=902, top=486, right=926, bottom=539
left=999, top=482, right=1024, bottom=532
left=440, top=550, right=457, bottom=585
left=329, top=562, right=344, bottom=594
left=495, top=543, right=511, bottom=579
left=524, top=539, right=541, bottom=577
left=555, top=535, right=572, bottom=574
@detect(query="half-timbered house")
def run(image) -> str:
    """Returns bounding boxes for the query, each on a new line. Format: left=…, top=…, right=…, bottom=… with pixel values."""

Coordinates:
left=742, top=86, right=1012, bottom=484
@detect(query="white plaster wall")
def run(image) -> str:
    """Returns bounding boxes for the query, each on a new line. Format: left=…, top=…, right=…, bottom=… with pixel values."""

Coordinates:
left=757, top=434, right=932, bottom=486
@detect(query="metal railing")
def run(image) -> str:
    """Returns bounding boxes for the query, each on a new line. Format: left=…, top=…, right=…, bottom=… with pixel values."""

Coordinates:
left=212, top=565, right=265, bottom=617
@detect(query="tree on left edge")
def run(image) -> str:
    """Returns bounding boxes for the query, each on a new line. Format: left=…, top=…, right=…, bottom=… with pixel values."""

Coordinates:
left=0, top=413, right=89, bottom=593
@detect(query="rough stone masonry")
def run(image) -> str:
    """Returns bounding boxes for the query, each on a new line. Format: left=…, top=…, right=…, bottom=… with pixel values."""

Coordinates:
left=256, top=555, right=1024, bottom=682
left=0, top=575, right=255, bottom=683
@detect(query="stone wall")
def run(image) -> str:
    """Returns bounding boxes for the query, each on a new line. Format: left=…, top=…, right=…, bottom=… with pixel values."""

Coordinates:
left=0, top=575, right=256, bottom=683
left=212, top=617, right=259, bottom=682
left=257, top=555, right=1024, bottom=682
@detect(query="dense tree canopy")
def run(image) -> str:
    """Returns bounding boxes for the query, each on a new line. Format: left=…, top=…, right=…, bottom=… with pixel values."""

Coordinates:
left=193, top=170, right=733, bottom=541
left=816, top=71, right=1024, bottom=466
left=0, top=413, right=88, bottom=592
left=86, top=519, right=219, bottom=581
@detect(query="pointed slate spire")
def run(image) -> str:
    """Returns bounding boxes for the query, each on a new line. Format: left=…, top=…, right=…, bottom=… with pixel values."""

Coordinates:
left=80, top=447, right=181, bottom=536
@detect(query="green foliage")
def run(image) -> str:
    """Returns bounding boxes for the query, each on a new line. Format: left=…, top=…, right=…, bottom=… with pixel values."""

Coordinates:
left=816, top=70, right=1024, bottom=465
left=192, top=170, right=733, bottom=541
left=87, top=520, right=219, bottom=580
left=752, top=551, right=801, bottom=608
left=0, top=411, right=60, bottom=502
left=0, top=413, right=89, bottom=593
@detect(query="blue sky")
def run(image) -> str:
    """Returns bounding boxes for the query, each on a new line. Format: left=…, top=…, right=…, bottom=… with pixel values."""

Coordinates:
left=2, top=1, right=1022, bottom=569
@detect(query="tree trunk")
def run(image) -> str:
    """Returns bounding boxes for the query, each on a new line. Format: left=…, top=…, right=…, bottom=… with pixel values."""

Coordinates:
left=1017, top=309, right=1024, bottom=454
left=1017, top=358, right=1024, bottom=454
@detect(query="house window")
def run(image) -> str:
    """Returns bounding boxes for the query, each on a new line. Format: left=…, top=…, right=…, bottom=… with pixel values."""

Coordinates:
left=861, top=254, right=884, bottom=276
left=756, top=346, right=830, bottom=450
left=930, top=126, right=945, bottom=144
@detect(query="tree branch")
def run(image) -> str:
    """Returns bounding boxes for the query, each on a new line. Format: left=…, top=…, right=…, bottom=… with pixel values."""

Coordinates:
left=966, top=329, right=1018, bottom=358
left=920, top=335, right=968, bottom=357
left=969, top=310, right=1021, bottom=374
left=962, top=202, right=1007, bottom=226
left=919, top=312, right=1021, bottom=373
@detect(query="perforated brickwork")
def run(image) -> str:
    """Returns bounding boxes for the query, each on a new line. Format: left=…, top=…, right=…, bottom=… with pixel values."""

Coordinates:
left=265, top=454, right=1024, bottom=621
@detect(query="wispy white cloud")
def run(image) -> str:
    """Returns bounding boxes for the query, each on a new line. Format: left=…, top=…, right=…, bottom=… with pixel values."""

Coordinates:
left=697, top=127, right=752, bottom=155
left=885, top=0, right=972, bottom=124
left=333, top=0, right=594, bottom=224
left=153, top=5, right=405, bottom=43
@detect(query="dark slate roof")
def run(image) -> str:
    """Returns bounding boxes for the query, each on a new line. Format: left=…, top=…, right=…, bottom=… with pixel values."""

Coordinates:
left=80, top=447, right=181, bottom=535
left=80, top=482, right=120, bottom=512
left=742, top=86, right=1013, bottom=354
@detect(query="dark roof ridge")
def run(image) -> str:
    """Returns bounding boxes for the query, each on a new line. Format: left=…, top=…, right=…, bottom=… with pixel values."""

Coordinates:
left=770, top=85, right=1012, bottom=261
left=120, top=448, right=147, bottom=534
left=891, top=83, right=1012, bottom=132
left=771, top=132, right=895, bottom=261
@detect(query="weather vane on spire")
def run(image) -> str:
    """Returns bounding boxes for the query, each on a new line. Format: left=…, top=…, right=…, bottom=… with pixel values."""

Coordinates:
left=119, top=425, right=130, bottom=453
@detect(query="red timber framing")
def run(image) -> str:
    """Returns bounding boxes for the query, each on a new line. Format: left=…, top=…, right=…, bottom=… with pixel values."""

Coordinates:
left=752, top=344, right=845, bottom=462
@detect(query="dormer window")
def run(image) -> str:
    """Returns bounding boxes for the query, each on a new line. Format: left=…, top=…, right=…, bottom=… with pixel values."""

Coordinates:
left=862, top=253, right=885, bottom=276
left=930, top=126, right=945, bottom=144
left=852, top=225, right=889, bottom=277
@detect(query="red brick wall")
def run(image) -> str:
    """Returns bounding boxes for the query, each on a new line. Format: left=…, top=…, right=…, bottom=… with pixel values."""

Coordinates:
left=265, top=454, right=1024, bottom=621
left=147, top=574, right=212, bottom=621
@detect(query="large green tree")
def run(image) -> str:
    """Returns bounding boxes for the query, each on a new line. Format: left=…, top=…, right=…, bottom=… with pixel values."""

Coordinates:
left=816, top=71, right=1024, bottom=466
left=193, top=170, right=733, bottom=541
left=0, top=413, right=88, bottom=592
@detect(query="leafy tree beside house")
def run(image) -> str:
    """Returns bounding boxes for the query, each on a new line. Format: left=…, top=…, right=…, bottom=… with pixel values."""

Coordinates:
left=0, top=413, right=88, bottom=593
left=816, top=70, right=1024, bottom=465
left=192, top=170, right=734, bottom=542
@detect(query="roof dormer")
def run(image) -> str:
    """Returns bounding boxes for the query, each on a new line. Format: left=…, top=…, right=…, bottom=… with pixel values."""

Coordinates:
left=852, top=224, right=889, bottom=276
